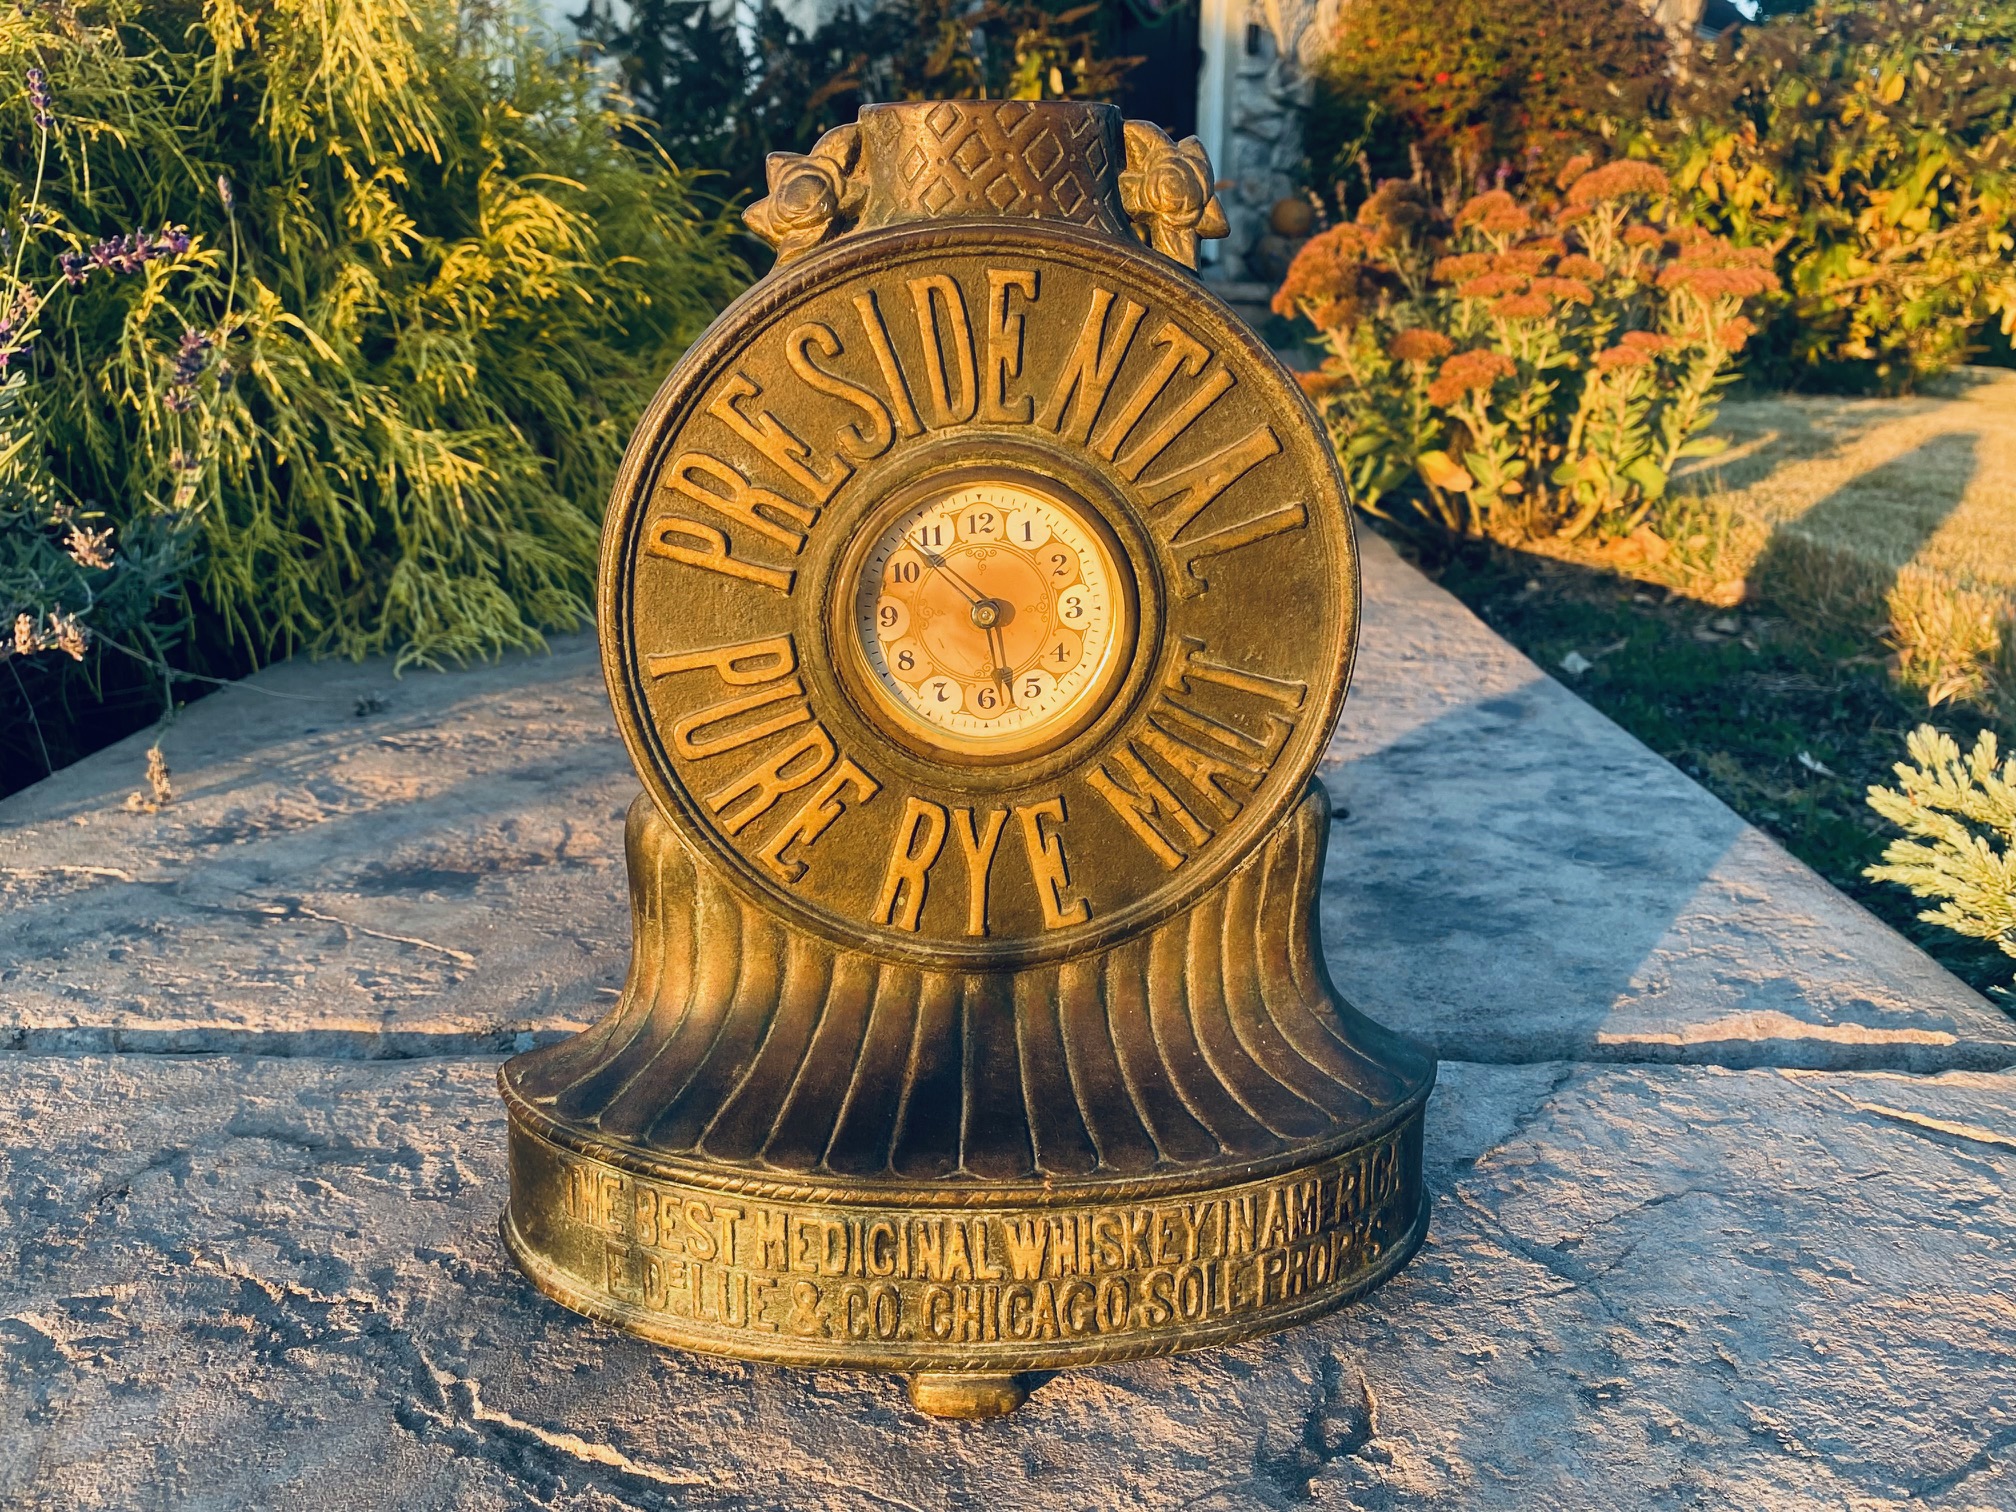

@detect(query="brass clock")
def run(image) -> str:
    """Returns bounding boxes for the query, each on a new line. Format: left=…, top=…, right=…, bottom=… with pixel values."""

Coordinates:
left=500, top=100, right=1433, bottom=1420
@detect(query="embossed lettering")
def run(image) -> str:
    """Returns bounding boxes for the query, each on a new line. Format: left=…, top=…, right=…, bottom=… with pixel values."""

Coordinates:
left=1036, top=286, right=1145, bottom=444
left=1090, top=320, right=1209, bottom=466
left=851, top=290, right=925, bottom=439
left=643, top=515, right=794, bottom=594
left=706, top=724, right=836, bottom=835
left=649, top=638, right=812, bottom=762
left=1014, top=796, right=1090, bottom=928
left=785, top=322, right=896, bottom=460
left=661, top=450, right=819, bottom=552
left=708, top=372, right=852, bottom=504
left=1138, top=426, right=1282, bottom=538
left=540, top=1126, right=1414, bottom=1344
left=1115, top=366, right=1236, bottom=481
left=1167, top=636, right=1308, bottom=713
left=645, top=636, right=796, bottom=686
left=758, top=758, right=880, bottom=882
left=1172, top=504, right=1309, bottom=593
left=873, top=796, right=948, bottom=931
left=980, top=268, right=1038, bottom=424
left=949, top=806, right=1009, bottom=936
left=906, top=275, right=978, bottom=429
left=1085, top=745, right=1211, bottom=868
left=1136, top=715, right=1266, bottom=822
left=671, top=680, right=811, bottom=760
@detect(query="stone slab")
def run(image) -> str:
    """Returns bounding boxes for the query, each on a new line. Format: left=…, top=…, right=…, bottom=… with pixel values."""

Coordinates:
left=2, top=530, right=2007, bottom=1070
left=1323, top=533, right=2015, bottom=1072
left=3, top=1052, right=2013, bottom=1510
left=0, top=640, right=629, bottom=1055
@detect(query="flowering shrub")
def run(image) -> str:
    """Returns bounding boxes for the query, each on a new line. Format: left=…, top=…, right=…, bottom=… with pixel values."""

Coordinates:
left=1, top=0, right=742, bottom=793
left=1303, top=0, right=1670, bottom=217
left=1275, top=162, right=1778, bottom=539
left=1671, top=0, right=2016, bottom=392
left=0, top=57, right=219, bottom=722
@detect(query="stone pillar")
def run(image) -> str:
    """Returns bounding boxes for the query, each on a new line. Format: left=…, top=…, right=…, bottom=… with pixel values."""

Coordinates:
left=1202, top=0, right=1327, bottom=284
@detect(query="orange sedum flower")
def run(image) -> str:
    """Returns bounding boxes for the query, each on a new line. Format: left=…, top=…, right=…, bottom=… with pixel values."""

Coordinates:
left=1389, top=327, right=1456, bottom=363
left=1492, top=247, right=1554, bottom=276
left=1427, top=348, right=1517, bottom=405
left=1531, top=276, right=1594, bottom=304
left=1456, top=190, right=1533, bottom=237
left=1593, top=344, right=1653, bottom=371
left=1433, top=252, right=1494, bottom=281
left=1272, top=223, right=1372, bottom=327
left=1456, top=272, right=1527, bottom=299
left=1565, top=159, right=1670, bottom=206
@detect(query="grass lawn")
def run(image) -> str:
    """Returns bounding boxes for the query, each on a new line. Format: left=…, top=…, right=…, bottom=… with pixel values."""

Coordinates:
left=1390, top=369, right=2016, bottom=1002
left=1702, top=368, right=2016, bottom=709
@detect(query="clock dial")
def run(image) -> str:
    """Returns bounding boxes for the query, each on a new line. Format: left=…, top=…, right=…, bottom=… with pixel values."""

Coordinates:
left=852, top=477, right=1131, bottom=756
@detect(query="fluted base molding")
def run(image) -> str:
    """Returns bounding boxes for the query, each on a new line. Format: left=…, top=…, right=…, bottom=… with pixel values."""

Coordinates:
left=500, top=784, right=1431, bottom=1402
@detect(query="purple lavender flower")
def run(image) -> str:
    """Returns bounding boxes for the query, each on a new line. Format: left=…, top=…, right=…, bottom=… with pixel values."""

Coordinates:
left=171, top=328, right=212, bottom=382
left=164, top=327, right=213, bottom=412
left=216, top=176, right=234, bottom=213
left=88, top=233, right=158, bottom=276
left=157, top=224, right=191, bottom=255
left=26, top=67, right=51, bottom=133
left=57, top=252, right=84, bottom=285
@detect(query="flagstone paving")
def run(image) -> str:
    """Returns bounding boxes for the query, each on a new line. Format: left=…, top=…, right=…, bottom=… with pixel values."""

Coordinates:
left=2, top=529, right=2010, bottom=1509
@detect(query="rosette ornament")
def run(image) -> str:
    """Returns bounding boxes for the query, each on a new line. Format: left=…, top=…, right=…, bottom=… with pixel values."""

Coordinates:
left=1118, top=120, right=1229, bottom=269
left=743, top=123, right=865, bottom=264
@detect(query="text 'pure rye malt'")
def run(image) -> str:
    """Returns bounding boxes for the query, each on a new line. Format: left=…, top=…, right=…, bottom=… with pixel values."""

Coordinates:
left=498, top=98, right=1434, bottom=1419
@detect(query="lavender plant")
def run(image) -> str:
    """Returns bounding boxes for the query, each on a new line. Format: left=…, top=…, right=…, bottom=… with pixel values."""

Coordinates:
left=1, top=0, right=742, bottom=793
left=0, top=53, right=218, bottom=744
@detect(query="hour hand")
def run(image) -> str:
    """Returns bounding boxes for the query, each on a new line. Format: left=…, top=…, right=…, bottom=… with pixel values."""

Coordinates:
left=914, top=540, right=987, bottom=606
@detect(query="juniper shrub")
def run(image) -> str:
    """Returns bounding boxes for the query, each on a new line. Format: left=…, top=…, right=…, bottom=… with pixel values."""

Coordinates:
left=0, top=0, right=744, bottom=794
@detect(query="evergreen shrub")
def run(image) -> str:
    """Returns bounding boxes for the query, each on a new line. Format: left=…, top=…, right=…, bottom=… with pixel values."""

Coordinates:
left=0, top=0, right=743, bottom=792
left=1302, top=0, right=1670, bottom=217
left=1868, top=724, right=2016, bottom=994
left=1672, top=0, right=2016, bottom=392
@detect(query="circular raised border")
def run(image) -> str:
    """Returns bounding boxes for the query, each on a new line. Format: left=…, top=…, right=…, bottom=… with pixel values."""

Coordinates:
left=597, top=217, right=1359, bottom=969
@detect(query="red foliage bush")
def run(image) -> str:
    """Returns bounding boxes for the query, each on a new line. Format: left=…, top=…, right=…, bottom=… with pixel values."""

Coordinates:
left=1303, top=0, right=1670, bottom=216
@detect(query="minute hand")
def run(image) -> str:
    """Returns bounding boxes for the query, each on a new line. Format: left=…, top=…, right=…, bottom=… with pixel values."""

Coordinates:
left=987, top=625, right=1016, bottom=708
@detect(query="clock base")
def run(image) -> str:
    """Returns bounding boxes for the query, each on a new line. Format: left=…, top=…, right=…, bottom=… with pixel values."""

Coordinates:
left=499, top=784, right=1433, bottom=1413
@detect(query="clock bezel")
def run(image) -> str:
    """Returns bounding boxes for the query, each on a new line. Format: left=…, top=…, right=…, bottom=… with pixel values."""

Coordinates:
left=833, top=462, right=1140, bottom=765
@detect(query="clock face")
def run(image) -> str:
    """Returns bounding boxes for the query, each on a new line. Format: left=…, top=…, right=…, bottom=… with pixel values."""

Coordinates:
left=851, top=478, right=1130, bottom=758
